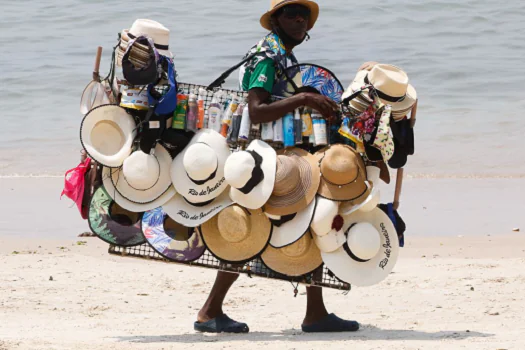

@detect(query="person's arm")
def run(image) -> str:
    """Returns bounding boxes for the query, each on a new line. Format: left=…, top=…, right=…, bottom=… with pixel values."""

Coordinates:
left=248, top=88, right=337, bottom=124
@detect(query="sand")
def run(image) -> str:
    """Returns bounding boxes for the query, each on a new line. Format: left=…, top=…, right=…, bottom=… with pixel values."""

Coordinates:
left=1, top=178, right=524, bottom=349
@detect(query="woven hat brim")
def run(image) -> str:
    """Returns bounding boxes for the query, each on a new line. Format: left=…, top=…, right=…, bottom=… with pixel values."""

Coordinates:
left=264, top=147, right=320, bottom=216
left=260, top=0, right=319, bottom=31
left=261, top=231, right=323, bottom=277
left=200, top=207, right=272, bottom=263
left=269, top=196, right=317, bottom=248
left=322, top=208, right=399, bottom=287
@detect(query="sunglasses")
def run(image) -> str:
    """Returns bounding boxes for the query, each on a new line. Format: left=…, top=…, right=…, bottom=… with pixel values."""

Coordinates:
left=276, top=4, right=311, bottom=20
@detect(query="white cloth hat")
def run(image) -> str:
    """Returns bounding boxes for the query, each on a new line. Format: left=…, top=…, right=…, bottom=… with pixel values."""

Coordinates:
left=162, top=189, right=234, bottom=228
left=80, top=105, right=136, bottom=168
left=225, top=140, right=276, bottom=210
left=309, top=196, right=340, bottom=237
left=266, top=196, right=317, bottom=248
left=102, top=167, right=176, bottom=213
left=322, top=208, right=399, bottom=287
left=171, top=129, right=230, bottom=203
left=341, top=166, right=381, bottom=215
left=109, top=144, right=173, bottom=204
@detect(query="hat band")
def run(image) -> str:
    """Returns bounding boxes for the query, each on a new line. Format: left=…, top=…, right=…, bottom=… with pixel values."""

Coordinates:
left=237, top=150, right=265, bottom=195
left=364, top=75, right=406, bottom=103
left=269, top=213, right=297, bottom=227
left=127, top=33, right=169, bottom=51
left=182, top=196, right=215, bottom=208
left=343, top=224, right=371, bottom=263
left=186, top=145, right=219, bottom=185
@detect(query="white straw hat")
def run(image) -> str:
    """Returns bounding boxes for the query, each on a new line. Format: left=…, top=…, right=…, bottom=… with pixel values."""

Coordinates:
left=102, top=167, right=176, bottom=213
left=171, top=129, right=230, bottom=203
left=109, top=144, right=173, bottom=204
left=322, top=208, right=399, bottom=287
left=309, top=196, right=340, bottom=237
left=225, top=140, right=276, bottom=210
left=313, top=214, right=346, bottom=253
left=266, top=196, right=317, bottom=248
left=80, top=105, right=136, bottom=168
left=341, top=166, right=381, bottom=215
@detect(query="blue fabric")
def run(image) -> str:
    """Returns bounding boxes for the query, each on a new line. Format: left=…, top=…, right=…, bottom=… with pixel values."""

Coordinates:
left=147, top=57, right=177, bottom=116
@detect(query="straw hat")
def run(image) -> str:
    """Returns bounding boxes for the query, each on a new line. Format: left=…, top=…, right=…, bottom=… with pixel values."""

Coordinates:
left=322, top=208, right=399, bottom=287
left=313, top=214, right=348, bottom=253
left=200, top=206, right=272, bottom=264
left=88, top=187, right=145, bottom=247
left=260, top=0, right=320, bottom=31
left=261, top=231, right=323, bottom=277
left=266, top=196, right=317, bottom=248
left=142, top=207, right=206, bottom=262
left=314, top=144, right=370, bottom=202
left=340, top=166, right=381, bottom=215
left=117, top=19, right=173, bottom=67
left=171, top=129, right=230, bottom=203
left=80, top=105, right=136, bottom=168
left=102, top=167, right=176, bottom=213
left=264, top=147, right=320, bottom=216
left=109, top=144, right=172, bottom=204
left=343, top=64, right=417, bottom=118
left=309, top=196, right=340, bottom=237
left=225, top=140, right=276, bottom=210
left=163, top=189, right=234, bottom=228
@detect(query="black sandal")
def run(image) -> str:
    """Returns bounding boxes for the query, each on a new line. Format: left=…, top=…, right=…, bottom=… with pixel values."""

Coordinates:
left=194, top=314, right=249, bottom=334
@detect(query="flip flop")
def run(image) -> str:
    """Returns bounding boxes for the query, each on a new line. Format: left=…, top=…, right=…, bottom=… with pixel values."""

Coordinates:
left=301, top=313, right=360, bottom=333
left=194, top=314, right=249, bottom=333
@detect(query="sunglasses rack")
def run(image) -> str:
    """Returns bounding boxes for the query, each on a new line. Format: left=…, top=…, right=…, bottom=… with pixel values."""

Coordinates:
left=108, top=243, right=351, bottom=292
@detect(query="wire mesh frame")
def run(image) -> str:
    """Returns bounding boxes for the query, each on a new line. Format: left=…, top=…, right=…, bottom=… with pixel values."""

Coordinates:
left=108, top=243, right=351, bottom=291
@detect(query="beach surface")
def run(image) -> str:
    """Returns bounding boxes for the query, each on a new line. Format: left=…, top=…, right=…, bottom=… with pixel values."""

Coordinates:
left=1, top=177, right=525, bottom=349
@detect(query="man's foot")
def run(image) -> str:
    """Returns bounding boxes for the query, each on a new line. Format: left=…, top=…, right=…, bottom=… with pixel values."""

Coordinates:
left=194, top=314, right=249, bottom=333
left=301, top=313, right=359, bottom=333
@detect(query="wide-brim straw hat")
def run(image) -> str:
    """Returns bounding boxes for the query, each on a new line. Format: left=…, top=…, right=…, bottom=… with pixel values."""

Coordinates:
left=261, top=231, right=323, bottom=277
left=313, top=215, right=349, bottom=253
left=171, top=129, right=230, bottom=203
left=310, top=195, right=340, bottom=237
left=322, top=208, right=399, bottom=287
left=343, top=64, right=417, bottom=115
left=226, top=140, right=276, bottom=210
left=340, top=166, right=381, bottom=215
left=109, top=144, right=172, bottom=204
left=264, top=147, right=320, bottom=216
left=260, top=0, right=320, bottom=31
left=142, top=207, right=206, bottom=263
left=88, top=187, right=145, bottom=247
left=80, top=105, right=136, bottom=168
left=200, top=206, right=272, bottom=264
left=162, top=189, right=234, bottom=228
left=314, top=144, right=370, bottom=202
left=266, top=195, right=317, bottom=248
left=102, top=167, right=176, bottom=213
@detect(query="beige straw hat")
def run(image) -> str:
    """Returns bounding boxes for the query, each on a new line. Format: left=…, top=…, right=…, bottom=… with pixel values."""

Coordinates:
left=200, top=206, right=272, bottom=263
left=261, top=231, right=323, bottom=277
left=264, top=147, right=320, bottom=216
left=260, top=0, right=320, bottom=31
left=314, top=144, right=370, bottom=202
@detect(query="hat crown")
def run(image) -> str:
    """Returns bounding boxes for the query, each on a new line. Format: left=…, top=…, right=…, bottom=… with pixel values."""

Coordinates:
left=217, top=206, right=250, bottom=243
left=281, top=234, right=310, bottom=258
left=183, top=143, right=218, bottom=181
left=129, top=19, right=170, bottom=46
left=224, top=152, right=255, bottom=189
left=368, top=64, right=409, bottom=98
left=273, top=155, right=300, bottom=196
left=366, top=166, right=380, bottom=184
left=311, top=196, right=339, bottom=236
left=122, top=151, right=160, bottom=190
left=347, top=222, right=381, bottom=260
left=320, top=146, right=359, bottom=185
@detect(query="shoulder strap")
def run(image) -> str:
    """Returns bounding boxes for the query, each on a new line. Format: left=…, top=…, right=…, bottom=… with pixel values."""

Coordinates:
left=207, top=51, right=268, bottom=90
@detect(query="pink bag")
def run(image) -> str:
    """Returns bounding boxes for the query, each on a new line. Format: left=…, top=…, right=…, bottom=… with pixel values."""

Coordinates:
left=61, top=157, right=92, bottom=219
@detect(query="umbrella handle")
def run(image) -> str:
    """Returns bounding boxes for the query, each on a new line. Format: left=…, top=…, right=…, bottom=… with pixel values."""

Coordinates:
left=393, top=168, right=404, bottom=210
left=93, top=46, right=103, bottom=81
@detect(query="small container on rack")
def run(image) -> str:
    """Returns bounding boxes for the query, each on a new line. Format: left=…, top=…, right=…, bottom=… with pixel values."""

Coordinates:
left=283, top=112, right=295, bottom=147
left=207, top=90, right=225, bottom=133
left=220, top=94, right=239, bottom=137
left=173, top=94, right=189, bottom=130
left=197, top=88, right=207, bottom=129
left=294, top=108, right=303, bottom=145
left=261, top=122, right=274, bottom=142
left=227, top=102, right=245, bottom=146
left=273, top=118, right=284, bottom=144
left=312, top=110, right=327, bottom=146
left=238, top=98, right=251, bottom=143
left=186, top=90, right=198, bottom=132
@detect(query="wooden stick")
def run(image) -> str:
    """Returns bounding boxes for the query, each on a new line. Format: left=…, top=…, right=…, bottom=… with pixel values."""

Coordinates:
left=393, top=168, right=404, bottom=210
left=93, top=46, right=103, bottom=81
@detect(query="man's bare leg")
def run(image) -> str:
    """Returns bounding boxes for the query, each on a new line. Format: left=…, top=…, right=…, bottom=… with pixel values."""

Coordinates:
left=197, top=271, right=239, bottom=323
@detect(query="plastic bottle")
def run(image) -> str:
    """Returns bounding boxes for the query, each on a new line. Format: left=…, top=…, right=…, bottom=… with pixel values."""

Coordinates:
left=186, top=90, right=198, bottom=132
left=312, top=110, right=327, bottom=146
left=197, top=88, right=207, bottom=129
left=282, top=112, right=295, bottom=147
left=261, top=122, right=274, bottom=142
left=238, top=99, right=251, bottom=142
left=273, top=118, right=284, bottom=144
left=172, top=94, right=188, bottom=130
left=207, top=91, right=225, bottom=132
left=294, top=109, right=303, bottom=145
left=227, top=102, right=244, bottom=145
left=301, top=108, right=313, bottom=137
left=220, top=94, right=239, bottom=137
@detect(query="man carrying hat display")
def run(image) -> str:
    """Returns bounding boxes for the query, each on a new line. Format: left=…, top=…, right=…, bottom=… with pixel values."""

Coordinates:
left=194, top=0, right=359, bottom=334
